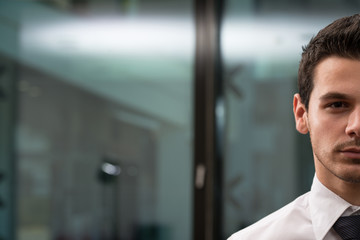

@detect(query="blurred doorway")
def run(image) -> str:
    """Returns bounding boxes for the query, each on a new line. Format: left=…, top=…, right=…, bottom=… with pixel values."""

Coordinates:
left=0, top=1, right=194, bottom=240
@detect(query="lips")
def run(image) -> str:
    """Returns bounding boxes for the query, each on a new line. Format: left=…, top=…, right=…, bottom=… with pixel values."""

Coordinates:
left=340, top=147, right=360, bottom=159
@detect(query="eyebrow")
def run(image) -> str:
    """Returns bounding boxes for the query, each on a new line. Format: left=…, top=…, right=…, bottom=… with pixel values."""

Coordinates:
left=319, top=92, right=352, bottom=101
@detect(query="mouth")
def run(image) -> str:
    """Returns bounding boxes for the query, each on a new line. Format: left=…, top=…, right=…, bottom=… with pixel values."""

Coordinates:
left=339, top=147, right=360, bottom=159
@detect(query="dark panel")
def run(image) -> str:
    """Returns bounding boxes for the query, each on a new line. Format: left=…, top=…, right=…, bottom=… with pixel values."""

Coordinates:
left=193, top=0, right=224, bottom=239
left=0, top=56, right=17, bottom=240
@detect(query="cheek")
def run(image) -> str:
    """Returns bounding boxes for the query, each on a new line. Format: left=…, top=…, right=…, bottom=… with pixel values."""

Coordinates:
left=309, top=113, right=347, bottom=142
left=307, top=113, right=334, bottom=140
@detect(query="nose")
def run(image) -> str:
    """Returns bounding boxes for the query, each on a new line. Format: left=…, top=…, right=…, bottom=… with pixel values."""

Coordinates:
left=345, top=107, right=360, bottom=138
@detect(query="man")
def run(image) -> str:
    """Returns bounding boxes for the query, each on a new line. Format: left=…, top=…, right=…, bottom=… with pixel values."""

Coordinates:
left=228, top=14, right=360, bottom=240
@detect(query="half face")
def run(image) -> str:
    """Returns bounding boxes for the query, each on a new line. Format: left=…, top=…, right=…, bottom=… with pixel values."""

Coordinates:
left=294, top=56, right=360, bottom=187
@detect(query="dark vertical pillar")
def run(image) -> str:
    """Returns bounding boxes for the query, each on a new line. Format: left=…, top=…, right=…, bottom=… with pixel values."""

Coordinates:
left=0, top=57, right=17, bottom=240
left=193, top=0, right=224, bottom=239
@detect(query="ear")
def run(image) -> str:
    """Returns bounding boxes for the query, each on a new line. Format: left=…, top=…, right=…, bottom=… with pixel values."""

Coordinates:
left=293, top=93, right=309, bottom=134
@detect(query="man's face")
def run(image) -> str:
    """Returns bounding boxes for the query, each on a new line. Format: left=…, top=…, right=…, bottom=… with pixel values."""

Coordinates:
left=294, top=56, right=360, bottom=187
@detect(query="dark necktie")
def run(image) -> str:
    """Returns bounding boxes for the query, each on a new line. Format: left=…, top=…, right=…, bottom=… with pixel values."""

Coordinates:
left=333, top=215, right=360, bottom=240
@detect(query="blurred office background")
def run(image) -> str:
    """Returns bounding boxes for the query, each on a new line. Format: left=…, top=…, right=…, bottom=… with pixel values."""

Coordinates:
left=0, top=1, right=359, bottom=240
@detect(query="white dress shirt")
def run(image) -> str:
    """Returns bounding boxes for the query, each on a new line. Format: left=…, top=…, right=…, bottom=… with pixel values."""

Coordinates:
left=228, top=175, right=360, bottom=240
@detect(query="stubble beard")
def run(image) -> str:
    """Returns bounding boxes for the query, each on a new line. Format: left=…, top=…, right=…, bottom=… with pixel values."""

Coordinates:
left=313, top=140, right=360, bottom=184
left=307, top=118, right=360, bottom=183
left=314, top=152, right=360, bottom=184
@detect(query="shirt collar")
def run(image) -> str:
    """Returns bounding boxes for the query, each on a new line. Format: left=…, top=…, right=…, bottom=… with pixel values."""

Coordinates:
left=309, top=175, right=353, bottom=240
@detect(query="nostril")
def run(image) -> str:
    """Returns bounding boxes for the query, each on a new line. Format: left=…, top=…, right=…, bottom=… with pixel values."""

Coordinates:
left=346, top=127, right=360, bottom=138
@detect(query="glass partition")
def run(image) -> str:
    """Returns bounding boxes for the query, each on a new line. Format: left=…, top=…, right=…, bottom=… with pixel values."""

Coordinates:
left=0, top=1, right=194, bottom=240
left=221, top=1, right=360, bottom=238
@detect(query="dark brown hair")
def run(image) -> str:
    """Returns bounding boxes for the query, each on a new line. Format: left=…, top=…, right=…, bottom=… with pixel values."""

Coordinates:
left=298, top=14, right=360, bottom=109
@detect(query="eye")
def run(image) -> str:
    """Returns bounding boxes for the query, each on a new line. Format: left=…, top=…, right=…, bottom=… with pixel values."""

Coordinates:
left=326, top=101, right=350, bottom=110
left=330, top=101, right=346, bottom=108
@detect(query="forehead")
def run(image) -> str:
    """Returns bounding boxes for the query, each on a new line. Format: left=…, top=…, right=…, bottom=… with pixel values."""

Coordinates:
left=312, top=56, right=360, bottom=97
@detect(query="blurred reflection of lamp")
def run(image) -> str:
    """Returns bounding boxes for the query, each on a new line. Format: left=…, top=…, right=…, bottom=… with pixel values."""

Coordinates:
left=97, top=157, right=121, bottom=240
left=98, top=160, right=121, bottom=184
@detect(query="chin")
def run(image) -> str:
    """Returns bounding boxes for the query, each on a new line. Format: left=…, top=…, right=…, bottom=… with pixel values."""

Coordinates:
left=337, top=172, right=360, bottom=184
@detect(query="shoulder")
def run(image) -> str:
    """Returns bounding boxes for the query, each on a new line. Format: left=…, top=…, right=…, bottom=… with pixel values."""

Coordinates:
left=228, top=192, right=313, bottom=240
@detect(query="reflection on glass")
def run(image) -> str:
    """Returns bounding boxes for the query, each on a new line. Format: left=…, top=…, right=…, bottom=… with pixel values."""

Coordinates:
left=222, top=1, right=360, bottom=238
left=0, top=1, right=194, bottom=240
